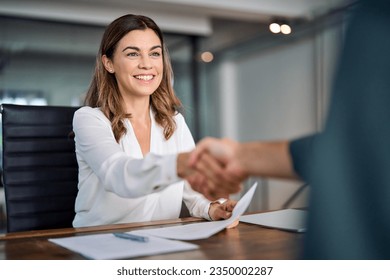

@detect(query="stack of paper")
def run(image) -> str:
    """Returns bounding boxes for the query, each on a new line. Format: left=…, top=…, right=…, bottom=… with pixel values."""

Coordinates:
left=239, top=209, right=307, bottom=232
left=49, top=183, right=257, bottom=259
left=132, top=183, right=257, bottom=240
left=49, top=234, right=198, bottom=260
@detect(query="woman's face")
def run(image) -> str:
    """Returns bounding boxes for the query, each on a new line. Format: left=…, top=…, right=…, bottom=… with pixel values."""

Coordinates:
left=104, top=28, right=163, bottom=99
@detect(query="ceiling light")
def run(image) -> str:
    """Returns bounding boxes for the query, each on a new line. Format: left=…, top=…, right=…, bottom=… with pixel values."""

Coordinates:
left=269, top=22, right=281, bottom=34
left=269, top=19, right=292, bottom=35
left=280, top=24, right=292, bottom=35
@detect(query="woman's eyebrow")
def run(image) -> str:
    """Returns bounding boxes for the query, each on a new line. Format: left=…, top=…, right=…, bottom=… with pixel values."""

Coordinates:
left=122, top=45, right=162, bottom=52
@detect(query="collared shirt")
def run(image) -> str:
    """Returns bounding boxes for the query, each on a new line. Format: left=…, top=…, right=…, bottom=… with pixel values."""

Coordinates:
left=72, top=106, right=210, bottom=227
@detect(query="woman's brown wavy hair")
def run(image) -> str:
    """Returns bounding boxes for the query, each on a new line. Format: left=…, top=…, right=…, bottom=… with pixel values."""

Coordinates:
left=84, top=14, right=182, bottom=142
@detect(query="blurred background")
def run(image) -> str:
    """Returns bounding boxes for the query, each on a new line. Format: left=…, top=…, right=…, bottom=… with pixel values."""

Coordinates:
left=0, top=0, right=355, bottom=231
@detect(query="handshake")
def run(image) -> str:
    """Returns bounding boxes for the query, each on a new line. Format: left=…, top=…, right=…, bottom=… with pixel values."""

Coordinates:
left=178, top=137, right=297, bottom=201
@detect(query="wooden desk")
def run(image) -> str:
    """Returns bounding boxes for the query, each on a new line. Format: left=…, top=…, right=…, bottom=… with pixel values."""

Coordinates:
left=0, top=215, right=304, bottom=260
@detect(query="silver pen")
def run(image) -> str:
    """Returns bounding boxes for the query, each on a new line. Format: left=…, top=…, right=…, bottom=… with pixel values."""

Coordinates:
left=113, top=232, right=149, bottom=242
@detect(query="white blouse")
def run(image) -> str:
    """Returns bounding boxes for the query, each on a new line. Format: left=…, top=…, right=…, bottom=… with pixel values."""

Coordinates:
left=72, top=106, right=211, bottom=227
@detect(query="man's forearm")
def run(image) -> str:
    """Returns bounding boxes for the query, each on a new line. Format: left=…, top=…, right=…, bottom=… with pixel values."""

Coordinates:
left=240, top=141, right=298, bottom=179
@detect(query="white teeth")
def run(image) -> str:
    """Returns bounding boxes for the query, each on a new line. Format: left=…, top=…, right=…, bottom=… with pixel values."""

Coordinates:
left=135, top=75, right=153, bottom=81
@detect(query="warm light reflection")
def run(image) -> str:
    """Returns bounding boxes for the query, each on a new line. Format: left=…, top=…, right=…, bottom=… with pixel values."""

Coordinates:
left=201, top=51, right=214, bottom=63
left=281, top=24, right=292, bottom=34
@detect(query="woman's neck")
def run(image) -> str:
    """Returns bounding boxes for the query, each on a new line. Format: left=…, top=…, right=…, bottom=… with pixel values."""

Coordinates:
left=122, top=95, right=150, bottom=121
left=123, top=96, right=152, bottom=157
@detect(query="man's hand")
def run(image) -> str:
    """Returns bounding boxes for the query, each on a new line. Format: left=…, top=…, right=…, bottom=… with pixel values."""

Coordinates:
left=187, top=137, right=247, bottom=199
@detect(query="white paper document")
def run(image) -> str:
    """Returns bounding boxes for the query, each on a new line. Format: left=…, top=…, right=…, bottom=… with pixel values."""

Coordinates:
left=132, top=183, right=257, bottom=240
left=49, top=234, right=198, bottom=260
left=239, top=208, right=307, bottom=232
left=49, top=183, right=257, bottom=259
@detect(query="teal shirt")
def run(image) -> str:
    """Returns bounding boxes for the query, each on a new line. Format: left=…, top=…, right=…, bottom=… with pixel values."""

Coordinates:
left=290, top=0, right=390, bottom=259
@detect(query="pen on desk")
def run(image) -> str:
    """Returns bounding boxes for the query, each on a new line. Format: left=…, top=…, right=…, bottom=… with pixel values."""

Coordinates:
left=113, top=232, right=149, bottom=242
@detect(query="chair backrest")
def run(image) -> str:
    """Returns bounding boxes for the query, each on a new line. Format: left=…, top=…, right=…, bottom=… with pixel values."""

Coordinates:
left=1, top=104, right=79, bottom=232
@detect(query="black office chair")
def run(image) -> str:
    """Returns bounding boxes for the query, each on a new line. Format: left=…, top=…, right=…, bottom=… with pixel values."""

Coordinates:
left=1, top=104, right=79, bottom=232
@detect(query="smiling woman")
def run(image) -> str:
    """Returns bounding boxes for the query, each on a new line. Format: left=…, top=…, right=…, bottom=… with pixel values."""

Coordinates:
left=72, top=14, right=238, bottom=228
left=101, top=29, right=164, bottom=121
left=100, top=28, right=165, bottom=156
left=84, top=15, right=178, bottom=143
